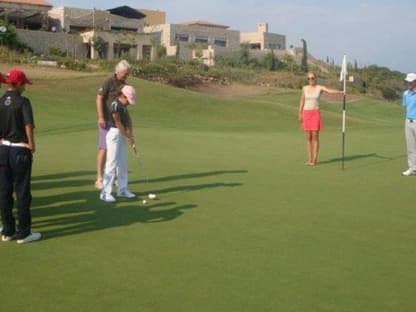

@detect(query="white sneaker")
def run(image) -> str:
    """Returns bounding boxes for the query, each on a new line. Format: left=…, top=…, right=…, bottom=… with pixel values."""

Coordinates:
left=2, top=234, right=15, bottom=242
left=16, top=232, right=41, bottom=244
left=117, top=190, right=136, bottom=198
left=401, top=168, right=416, bottom=176
left=100, top=192, right=116, bottom=203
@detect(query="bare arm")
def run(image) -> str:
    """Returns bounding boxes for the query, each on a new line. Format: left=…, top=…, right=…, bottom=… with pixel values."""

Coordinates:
left=298, top=87, right=306, bottom=122
left=320, top=85, right=343, bottom=95
left=126, top=110, right=133, bottom=134
left=96, top=95, right=106, bottom=128
left=25, top=124, right=35, bottom=153
left=112, top=112, right=134, bottom=146
left=125, top=110, right=136, bottom=152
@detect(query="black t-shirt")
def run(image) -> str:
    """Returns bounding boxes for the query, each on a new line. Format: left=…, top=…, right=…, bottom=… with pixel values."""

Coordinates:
left=109, top=99, right=129, bottom=129
left=0, top=90, right=34, bottom=143
left=97, top=75, right=124, bottom=122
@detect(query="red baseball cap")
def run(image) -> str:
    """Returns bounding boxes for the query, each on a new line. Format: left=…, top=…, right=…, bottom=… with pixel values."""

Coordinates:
left=3, top=69, right=32, bottom=85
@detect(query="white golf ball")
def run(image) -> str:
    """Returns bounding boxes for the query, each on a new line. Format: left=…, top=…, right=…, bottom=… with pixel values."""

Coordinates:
left=148, top=193, right=156, bottom=199
left=142, top=199, right=147, bottom=204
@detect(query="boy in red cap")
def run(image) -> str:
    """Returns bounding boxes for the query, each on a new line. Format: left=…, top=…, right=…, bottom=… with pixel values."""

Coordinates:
left=0, top=69, right=41, bottom=243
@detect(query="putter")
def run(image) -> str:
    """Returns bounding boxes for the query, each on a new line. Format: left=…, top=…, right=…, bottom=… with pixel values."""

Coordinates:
left=131, top=144, right=157, bottom=200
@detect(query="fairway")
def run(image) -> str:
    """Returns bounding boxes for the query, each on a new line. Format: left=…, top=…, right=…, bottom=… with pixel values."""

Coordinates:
left=1, top=70, right=415, bottom=312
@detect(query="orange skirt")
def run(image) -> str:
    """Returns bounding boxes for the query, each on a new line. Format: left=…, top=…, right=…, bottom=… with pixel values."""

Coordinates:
left=302, top=109, right=323, bottom=131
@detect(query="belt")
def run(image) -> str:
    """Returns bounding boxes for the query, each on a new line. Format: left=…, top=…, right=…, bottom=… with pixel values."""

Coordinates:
left=0, top=139, right=27, bottom=148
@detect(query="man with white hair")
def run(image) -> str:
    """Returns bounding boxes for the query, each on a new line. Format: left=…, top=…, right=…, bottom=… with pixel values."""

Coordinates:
left=402, top=73, right=416, bottom=176
left=95, top=60, right=131, bottom=189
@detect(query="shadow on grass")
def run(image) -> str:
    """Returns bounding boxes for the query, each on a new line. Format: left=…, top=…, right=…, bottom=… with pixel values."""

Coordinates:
left=31, top=169, right=247, bottom=240
left=32, top=170, right=96, bottom=181
left=319, top=153, right=400, bottom=165
left=130, top=170, right=248, bottom=184
left=32, top=170, right=96, bottom=190
left=32, top=170, right=248, bottom=190
left=33, top=191, right=197, bottom=240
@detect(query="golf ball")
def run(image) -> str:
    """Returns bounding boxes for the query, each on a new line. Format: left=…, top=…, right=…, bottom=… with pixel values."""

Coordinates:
left=148, top=193, right=156, bottom=199
left=142, top=199, right=147, bottom=204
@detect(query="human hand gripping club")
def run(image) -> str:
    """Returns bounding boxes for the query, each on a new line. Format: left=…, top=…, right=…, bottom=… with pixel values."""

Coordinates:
left=126, top=131, right=136, bottom=154
left=129, top=139, right=157, bottom=203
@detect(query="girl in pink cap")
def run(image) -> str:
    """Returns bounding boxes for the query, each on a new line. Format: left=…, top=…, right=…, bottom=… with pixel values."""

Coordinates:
left=100, top=85, right=137, bottom=203
left=298, top=72, right=343, bottom=166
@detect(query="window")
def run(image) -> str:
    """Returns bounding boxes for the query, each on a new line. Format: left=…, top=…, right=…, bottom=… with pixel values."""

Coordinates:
left=114, top=44, right=137, bottom=59
left=175, top=34, right=189, bottom=42
left=214, top=39, right=227, bottom=47
left=250, top=43, right=261, bottom=50
left=268, top=43, right=281, bottom=50
left=142, top=45, right=152, bottom=60
left=195, top=37, right=208, bottom=44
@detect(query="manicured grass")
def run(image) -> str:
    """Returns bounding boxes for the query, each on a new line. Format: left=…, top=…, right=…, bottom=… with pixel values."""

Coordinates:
left=1, top=71, right=414, bottom=312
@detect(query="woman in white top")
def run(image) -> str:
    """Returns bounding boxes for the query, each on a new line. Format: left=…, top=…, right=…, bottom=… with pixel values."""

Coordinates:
left=298, top=72, right=343, bottom=166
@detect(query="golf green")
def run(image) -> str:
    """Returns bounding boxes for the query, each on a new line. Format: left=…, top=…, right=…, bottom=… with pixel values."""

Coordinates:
left=1, top=72, right=414, bottom=312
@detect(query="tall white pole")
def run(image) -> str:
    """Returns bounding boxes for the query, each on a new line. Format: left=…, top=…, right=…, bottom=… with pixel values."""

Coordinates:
left=341, top=54, right=347, bottom=170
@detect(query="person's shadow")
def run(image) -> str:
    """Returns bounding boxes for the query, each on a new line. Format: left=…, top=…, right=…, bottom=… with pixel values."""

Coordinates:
left=31, top=170, right=247, bottom=240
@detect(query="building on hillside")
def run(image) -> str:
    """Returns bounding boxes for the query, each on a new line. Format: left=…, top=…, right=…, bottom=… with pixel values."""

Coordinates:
left=47, top=6, right=154, bottom=60
left=48, top=6, right=146, bottom=33
left=0, top=0, right=52, bottom=30
left=144, top=20, right=240, bottom=65
left=137, top=8, right=165, bottom=26
left=240, top=23, right=286, bottom=50
left=80, top=30, right=154, bottom=60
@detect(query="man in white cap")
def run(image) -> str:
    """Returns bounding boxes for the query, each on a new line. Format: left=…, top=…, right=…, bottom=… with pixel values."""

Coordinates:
left=402, top=73, right=416, bottom=176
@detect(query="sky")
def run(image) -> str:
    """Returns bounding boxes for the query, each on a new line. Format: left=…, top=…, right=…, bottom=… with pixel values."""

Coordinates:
left=51, top=0, right=415, bottom=73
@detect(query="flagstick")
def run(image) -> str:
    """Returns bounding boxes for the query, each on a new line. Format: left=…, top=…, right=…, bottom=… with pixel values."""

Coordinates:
left=340, top=54, right=347, bottom=170
left=342, top=87, right=346, bottom=170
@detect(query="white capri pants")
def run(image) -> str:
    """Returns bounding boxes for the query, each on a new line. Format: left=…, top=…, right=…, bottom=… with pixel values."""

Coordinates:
left=102, top=127, right=128, bottom=195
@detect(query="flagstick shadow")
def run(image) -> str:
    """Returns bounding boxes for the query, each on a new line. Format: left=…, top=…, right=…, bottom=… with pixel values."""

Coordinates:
left=318, top=153, right=406, bottom=168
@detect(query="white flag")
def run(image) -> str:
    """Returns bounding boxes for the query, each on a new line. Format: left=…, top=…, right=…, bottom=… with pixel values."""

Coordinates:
left=339, top=54, right=347, bottom=82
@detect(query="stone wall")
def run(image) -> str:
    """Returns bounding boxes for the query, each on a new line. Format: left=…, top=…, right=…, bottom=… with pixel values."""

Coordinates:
left=16, top=29, right=88, bottom=57
left=145, top=23, right=241, bottom=59
left=86, top=31, right=154, bottom=60
left=263, top=33, right=286, bottom=50
left=172, top=24, right=240, bottom=50
left=241, top=31, right=286, bottom=50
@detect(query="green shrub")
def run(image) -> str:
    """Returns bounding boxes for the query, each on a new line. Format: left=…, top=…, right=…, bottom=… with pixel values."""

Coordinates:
left=262, top=51, right=279, bottom=71
left=0, top=20, right=18, bottom=47
left=49, top=45, right=65, bottom=57
left=379, top=86, right=400, bottom=101
left=92, top=36, right=108, bottom=59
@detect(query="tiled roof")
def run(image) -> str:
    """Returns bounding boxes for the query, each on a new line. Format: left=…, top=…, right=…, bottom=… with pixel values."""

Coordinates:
left=0, top=0, right=52, bottom=7
left=180, top=20, right=229, bottom=29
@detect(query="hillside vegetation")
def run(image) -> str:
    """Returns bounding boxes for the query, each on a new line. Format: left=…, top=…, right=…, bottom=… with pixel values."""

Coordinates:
left=0, top=42, right=407, bottom=102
